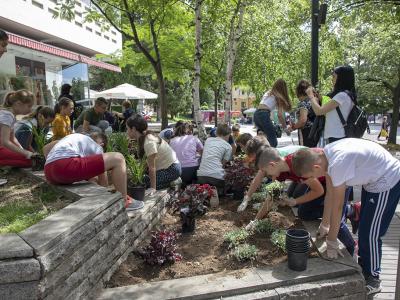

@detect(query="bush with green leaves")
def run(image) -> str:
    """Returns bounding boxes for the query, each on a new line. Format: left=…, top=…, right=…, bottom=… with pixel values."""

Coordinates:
left=266, top=181, right=285, bottom=199
left=224, top=228, right=249, bottom=249
left=107, top=132, right=130, bottom=158
left=126, top=155, right=147, bottom=186
left=233, top=243, right=258, bottom=262
left=254, top=219, right=275, bottom=234
left=31, top=126, right=48, bottom=156
left=271, top=229, right=286, bottom=253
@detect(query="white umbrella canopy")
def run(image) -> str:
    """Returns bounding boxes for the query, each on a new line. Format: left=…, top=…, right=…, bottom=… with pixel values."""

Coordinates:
left=243, top=107, right=256, bottom=114
left=94, top=83, right=158, bottom=99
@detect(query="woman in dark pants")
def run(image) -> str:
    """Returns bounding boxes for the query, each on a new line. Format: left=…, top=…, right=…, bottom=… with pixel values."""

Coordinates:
left=254, top=79, right=292, bottom=147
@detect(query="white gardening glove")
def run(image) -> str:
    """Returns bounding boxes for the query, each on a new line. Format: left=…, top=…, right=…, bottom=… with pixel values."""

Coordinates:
left=237, top=195, right=250, bottom=212
left=326, top=238, right=344, bottom=259
left=146, top=188, right=156, bottom=196
left=316, top=223, right=329, bottom=239
left=245, top=220, right=257, bottom=231
left=25, top=151, right=35, bottom=159
left=283, top=197, right=297, bottom=207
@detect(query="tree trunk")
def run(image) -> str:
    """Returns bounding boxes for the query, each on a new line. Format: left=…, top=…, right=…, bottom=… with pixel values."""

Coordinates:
left=223, top=0, right=246, bottom=124
left=192, top=0, right=207, bottom=140
left=214, top=87, right=221, bottom=127
left=388, top=82, right=400, bottom=144
left=156, top=67, right=168, bottom=129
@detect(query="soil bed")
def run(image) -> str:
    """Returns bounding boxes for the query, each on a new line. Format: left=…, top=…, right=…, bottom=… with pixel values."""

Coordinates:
left=0, top=168, right=77, bottom=233
left=107, top=197, right=308, bottom=287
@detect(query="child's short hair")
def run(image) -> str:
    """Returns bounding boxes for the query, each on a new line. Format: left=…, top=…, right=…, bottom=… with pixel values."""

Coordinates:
left=95, top=97, right=108, bottom=106
left=216, top=124, right=231, bottom=137
left=245, top=135, right=270, bottom=156
left=255, top=146, right=280, bottom=170
left=232, top=124, right=240, bottom=132
left=292, top=149, right=320, bottom=177
left=90, top=132, right=108, bottom=151
left=236, top=133, right=252, bottom=147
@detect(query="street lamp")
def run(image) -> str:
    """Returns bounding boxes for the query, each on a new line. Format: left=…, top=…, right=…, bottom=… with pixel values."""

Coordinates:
left=311, top=1, right=327, bottom=87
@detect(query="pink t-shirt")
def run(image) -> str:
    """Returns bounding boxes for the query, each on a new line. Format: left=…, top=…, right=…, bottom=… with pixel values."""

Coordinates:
left=169, top=135, right=203, bottom=168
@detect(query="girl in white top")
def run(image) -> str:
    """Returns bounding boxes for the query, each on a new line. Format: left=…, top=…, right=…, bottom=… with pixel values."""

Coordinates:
left=0, top=90, right=35, bottom=168
left=254, top=79, right=292, bottom=147
left=306, top=65, right=356, bottom=144
left=127, top=115, right=181, bottom=193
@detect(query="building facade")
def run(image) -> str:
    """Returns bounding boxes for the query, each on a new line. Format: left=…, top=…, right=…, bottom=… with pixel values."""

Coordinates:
left=0, top=0, right=122, bottom=106
left=231, top=87, right=256, bottom=112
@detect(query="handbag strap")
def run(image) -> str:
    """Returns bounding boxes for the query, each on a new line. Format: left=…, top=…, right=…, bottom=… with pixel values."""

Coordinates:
left=336, top=107, right=346, bottom=126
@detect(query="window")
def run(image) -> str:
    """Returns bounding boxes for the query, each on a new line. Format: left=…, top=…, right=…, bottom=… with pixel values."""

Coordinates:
left=75, top=1, right=81, bottom=7
left=75, top=21, right=83, bottom=27
left=104, top=35, right=110, bottom=40
left=111, top=30, right=117, bottom=35
left=241, top=102, right=246, bottom=109
left=31, top=0, right=44, bottom=9
left=112, top=39, right=117, bottom=44
left=48, top=7, right=57, bottom=15
left=95, top=31, right=101, bottom=36
left=49, top=0, right=58, bottom=3
left=86, top=26, right=93, bottom=32
left=95, top=22, right=101, bottom=27
left=74, top=10, right=82, bottom=18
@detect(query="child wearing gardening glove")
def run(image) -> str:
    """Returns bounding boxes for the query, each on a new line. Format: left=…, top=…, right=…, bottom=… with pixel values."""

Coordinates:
left=291, top=140, right=400, bottom=296
left=243, top=146, right=356, bottom=259
left=0, top=90, right=36, bottom=168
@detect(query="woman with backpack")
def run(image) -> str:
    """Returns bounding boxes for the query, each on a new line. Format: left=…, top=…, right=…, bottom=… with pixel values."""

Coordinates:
left=306, top=65, right=356, bottom=144
left=253, top=79, right=292, bottom=147
left=288, top=79, right=318, bottom=147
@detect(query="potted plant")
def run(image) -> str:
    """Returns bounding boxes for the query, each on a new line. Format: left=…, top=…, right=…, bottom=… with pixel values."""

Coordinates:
left=172, top=184, right=211, bottom=233
left=31, top=126, right=47, bottom=171
left=126, top=155, right=147, bottom=201
left=224, top=158, right=255, bottom=200
left=140, top=230, right=182, bottom=265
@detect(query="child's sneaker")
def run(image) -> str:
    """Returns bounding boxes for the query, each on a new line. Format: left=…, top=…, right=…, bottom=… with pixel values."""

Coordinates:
left=349, top=202, right=361, bottom=234
left=125, top=195, right=144, bottom=211
left=365, top=275, right=381, bottom=295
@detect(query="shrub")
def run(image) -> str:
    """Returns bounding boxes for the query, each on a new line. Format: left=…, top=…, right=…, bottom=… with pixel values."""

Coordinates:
left=233, top=243, right=258, bottom=261
left=224, top=158, right=255, bottom=191
left=126, top=155, right=147, bottom=186
left=266, top=181, right=285, bottom=199
left=254, top=219, right=275, bottom=234
left=170, top=184, right=213, bottom=217
left=31, top=126, right=47, bottom=156
left=141, top=230, right=182, bottom=265
left=224, top=228, right=249, bottom=249
left=271, top=229, right=286, bottom=253
left=107, top=132, right=130, bottom=158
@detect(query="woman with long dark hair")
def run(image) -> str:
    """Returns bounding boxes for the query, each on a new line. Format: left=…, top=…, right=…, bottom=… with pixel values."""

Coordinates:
left=306, top=65, right=356, bottom=144
left=253, top=79, right=292, bottom=147
left=126, top=115, right=181, bottom=193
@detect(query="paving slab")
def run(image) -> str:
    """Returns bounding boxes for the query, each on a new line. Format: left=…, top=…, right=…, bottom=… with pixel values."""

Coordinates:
left=98, top=257, right=359, bottom=300
left=0, top=233, right=33, bottom=259
left=20, top=193, right=122, bottom=255
left=0, top=258, right=41, bottom=283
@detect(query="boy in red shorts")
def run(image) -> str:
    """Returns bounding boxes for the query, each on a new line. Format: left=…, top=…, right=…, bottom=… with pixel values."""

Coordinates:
left=44, top=133, right=143, bottom=211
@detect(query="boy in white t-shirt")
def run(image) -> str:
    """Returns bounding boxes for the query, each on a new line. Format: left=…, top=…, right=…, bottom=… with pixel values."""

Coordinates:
left=292, top=138, right=400, bottom=296
left=197, top=124, right=232, bottom=195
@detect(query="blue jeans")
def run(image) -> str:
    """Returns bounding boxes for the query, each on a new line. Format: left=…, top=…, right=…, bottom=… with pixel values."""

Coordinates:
left=254, top=109, right=277, bottom=147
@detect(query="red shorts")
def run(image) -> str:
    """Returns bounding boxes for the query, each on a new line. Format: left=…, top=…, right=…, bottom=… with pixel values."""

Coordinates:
left=0, top=146, right=31, bottom=168
left=44, top=154, right=105, bottom=185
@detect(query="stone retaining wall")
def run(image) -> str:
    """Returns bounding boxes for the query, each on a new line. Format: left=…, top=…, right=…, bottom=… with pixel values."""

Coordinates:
left=0, top=170, right=168, bottom=300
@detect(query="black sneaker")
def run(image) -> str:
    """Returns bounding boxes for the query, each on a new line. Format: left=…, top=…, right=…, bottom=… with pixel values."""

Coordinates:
left=365, top=275, right=381, bottom=296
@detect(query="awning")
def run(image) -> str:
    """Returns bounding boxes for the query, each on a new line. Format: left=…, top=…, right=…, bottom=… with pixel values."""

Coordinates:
left=7, top=32, right=121, bottom=73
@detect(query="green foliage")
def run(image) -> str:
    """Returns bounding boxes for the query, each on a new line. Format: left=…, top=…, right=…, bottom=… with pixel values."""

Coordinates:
left=251, top=184, right=269, bottom=202
left=224, top=228, right=249, bottom=249
left=107, top=132, right=130, bottom=158
left=31, top=126, right=47, bottom=156
left=233, top=243, right=258, bottom=262
left=266, top=181, right=285, bottom=199
left=271, top=229, right=286, bottom=253
left=126, top=155, right=147, bottom=186
left=254, top=219, right=275, bottom=235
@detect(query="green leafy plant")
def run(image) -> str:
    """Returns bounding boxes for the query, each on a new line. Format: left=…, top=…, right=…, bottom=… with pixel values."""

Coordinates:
left=31, top=126, right=47, bottom=156
left=271, top=229, right=286, bottom=253
left=254, top=219, right=275, bottom=234
left=224, top=228, right=249, bottom=249
left=126, top=155, right=147, bottom=186
left=233, top=243, right=258, bottom=261
left=251, top=184, right=269, bottom=202
left=107, top=132, right=130, bottom=158
left=266, top=181, right=285, bottom=199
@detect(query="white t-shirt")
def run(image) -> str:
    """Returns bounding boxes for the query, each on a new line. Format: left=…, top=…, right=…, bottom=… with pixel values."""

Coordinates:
left=324, top=92, right=354, bottom=139
left=144, top=134, right=179, bottom=170
left=260, top=92, right=277, bottom=111
left=14, top=118, right=37, bottom=132
left=324, top=138, right=400, bottom=192
left=0, top=110, right=16, bottom=128
left=46, top=133, right=103, bottom=165
left=197, top=137, right=232, bottom=180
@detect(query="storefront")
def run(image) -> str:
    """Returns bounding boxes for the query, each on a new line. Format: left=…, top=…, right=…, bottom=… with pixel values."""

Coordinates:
left=0, top=32, right=121, bottom=106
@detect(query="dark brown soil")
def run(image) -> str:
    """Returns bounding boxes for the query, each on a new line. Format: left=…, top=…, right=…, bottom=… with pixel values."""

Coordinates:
left=107, top=198, right=308, bottom=287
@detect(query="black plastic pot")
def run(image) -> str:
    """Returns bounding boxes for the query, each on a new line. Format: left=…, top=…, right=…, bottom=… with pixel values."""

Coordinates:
left=286, top=229, right=310, bottom=271
left=127, top=184, right=146, bottom=201
left=232, top=189, right=245, bottom=200
left=180, top=208, right=196, bottom=233
left=32, top=155, right=45, bottom=171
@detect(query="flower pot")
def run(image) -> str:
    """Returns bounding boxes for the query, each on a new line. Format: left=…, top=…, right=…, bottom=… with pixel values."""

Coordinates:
left=180, top=208, right=196, bottom=233
left=232, top=189, right=245, bottom=200
left=286, top=229, right=310, bottom=271
left=127, top=184, right=146, bottom=201
left=32, top=155, right=45, bottom=171
left=210, top=188, right=219, bottom=209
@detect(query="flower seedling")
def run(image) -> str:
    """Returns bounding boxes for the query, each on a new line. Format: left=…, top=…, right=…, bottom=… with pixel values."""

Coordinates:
left=141, top=230, right=182, bottom=266
left=233, top=243, right=258, bottom=262
left=271, top=229, right=286, bottom=253
left=254, top=219, right=275, bottom=234
left=224, top=228, right=249, bottom=249
left=224, top=158, right=255, bottom=191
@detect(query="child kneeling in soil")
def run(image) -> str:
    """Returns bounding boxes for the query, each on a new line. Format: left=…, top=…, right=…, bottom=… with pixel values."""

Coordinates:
left=244, top=146, right=356, bottom=256
left=44, top=133, right=143, bottom=211
left=0, top=90, right=36, bottom=168
left=291, top=138, right=400, bottom=296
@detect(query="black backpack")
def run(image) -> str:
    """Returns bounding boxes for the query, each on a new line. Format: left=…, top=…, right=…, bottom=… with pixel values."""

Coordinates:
left=335, top=91, right=368, bottom=138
